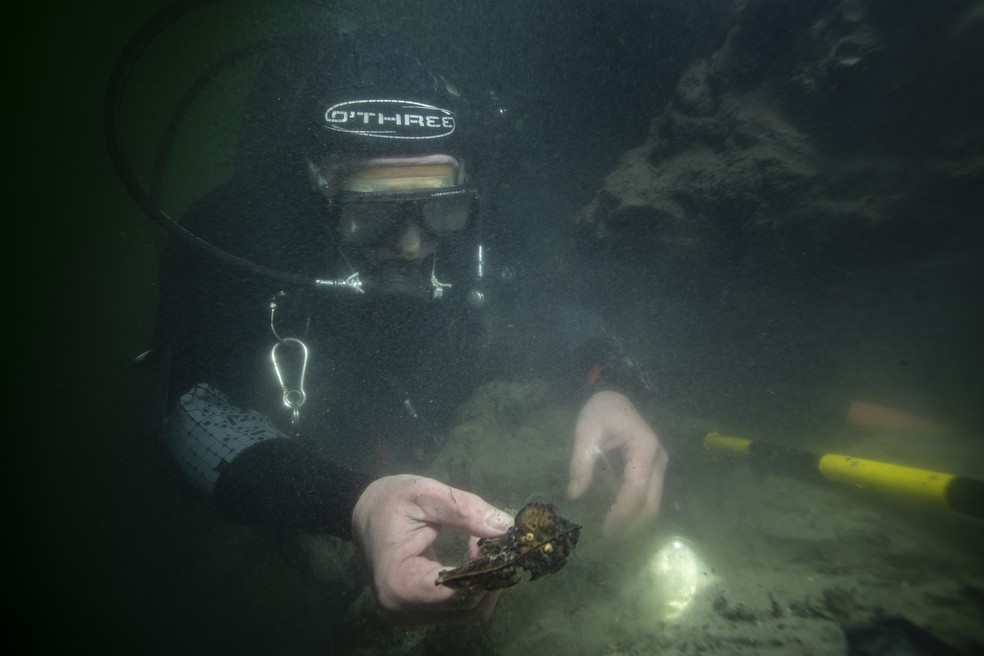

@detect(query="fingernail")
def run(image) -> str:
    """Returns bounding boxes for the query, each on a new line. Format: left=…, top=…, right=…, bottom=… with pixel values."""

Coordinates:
left=567, top=480, right=583, bottom=499
left=485, top=509, right=512, bottom=532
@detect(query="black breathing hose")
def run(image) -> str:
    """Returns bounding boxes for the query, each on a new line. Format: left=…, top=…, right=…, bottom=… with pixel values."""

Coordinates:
left=103, top=0, right=320, bottom=287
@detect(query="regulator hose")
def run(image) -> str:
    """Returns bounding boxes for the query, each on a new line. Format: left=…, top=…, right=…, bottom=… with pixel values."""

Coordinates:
left=103, top=0, right=319, bottom=287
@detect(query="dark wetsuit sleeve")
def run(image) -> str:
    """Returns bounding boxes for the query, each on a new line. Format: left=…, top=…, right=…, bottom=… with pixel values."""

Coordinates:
left=154, top=180, right=374, bottom=542
left=213, top=438, right=373, bottom=542
left=161, top=382, right=373, bottom=542
left=573, top=335, right=654, bottom=403
left=547, top=304, right=655, bottom=405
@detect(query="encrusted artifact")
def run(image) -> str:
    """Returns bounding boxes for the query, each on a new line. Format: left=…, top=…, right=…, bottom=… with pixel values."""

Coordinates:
left=436, top=502, right=581, bottom=592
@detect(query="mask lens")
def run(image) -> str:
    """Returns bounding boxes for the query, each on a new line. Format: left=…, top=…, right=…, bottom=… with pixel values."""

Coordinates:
left=337, top=202, right=404, bottom=243
left=335, top=190, right=474, bottom=244
left=421, top=193, right=472, bottom=234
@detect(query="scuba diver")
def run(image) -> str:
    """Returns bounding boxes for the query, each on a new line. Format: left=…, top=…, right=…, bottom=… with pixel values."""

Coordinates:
left=147, top=28, right=668, bottom=623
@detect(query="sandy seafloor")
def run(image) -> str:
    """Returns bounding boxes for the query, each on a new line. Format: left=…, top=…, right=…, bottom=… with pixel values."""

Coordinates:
left=303, top=380, right=984, bottom=655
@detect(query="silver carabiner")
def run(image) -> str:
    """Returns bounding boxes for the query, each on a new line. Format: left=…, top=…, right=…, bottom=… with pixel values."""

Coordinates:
left=430, top=255, right=453, bottom=300
left=272, top=337, right=309, bottom=426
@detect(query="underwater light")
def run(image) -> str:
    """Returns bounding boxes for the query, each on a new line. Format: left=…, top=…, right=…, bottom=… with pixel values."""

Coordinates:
left=635, top=534, right=714, bottom=621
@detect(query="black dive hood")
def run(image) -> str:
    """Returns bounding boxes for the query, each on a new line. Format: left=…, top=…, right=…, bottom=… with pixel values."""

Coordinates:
left=105, top=0, right=490, bottom=306
left=301, top=29, right=467, bottom=162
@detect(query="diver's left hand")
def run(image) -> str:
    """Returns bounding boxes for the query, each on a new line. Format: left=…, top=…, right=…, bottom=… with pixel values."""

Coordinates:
left=567, top=391, right=668, bottom=536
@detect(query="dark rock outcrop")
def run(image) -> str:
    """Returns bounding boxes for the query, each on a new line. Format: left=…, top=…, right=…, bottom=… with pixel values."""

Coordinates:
left=577, top=0, right=984, bottom=280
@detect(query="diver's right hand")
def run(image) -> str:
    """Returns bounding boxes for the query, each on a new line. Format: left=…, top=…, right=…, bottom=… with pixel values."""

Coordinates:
left=352, top=474, right=513, bottom=624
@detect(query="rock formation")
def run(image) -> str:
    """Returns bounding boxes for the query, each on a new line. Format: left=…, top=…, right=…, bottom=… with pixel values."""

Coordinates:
left=577, top=0, right=983, bottom=282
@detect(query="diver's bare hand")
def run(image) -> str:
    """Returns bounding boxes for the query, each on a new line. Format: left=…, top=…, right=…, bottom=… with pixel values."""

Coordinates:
left=352, top=475, right=513, bottom=624
left=568, top=391, right=668, bottom=536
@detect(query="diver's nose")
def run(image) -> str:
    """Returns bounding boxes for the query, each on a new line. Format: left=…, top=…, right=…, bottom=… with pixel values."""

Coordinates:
left=396, top=223, right=424, bottom=260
